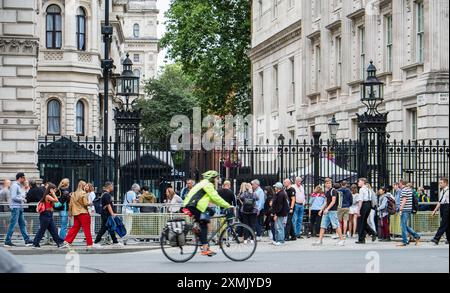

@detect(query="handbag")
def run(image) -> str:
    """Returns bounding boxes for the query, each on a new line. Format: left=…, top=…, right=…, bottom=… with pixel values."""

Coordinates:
left=36, top=201, right=46, bottom=213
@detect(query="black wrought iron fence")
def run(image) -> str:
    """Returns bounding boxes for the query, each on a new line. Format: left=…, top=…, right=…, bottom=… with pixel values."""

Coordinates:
left=37, top=136, right=449, bottom=202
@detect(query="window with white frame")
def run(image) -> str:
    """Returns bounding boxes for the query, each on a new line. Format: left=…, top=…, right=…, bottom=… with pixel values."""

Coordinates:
left=407, top=108, right=418, bottom=140
left=75, top=101, right=85, bottom=136
left=289, top=57, right=295, bottom=105
left=335, top=36, right=342, bottom=86
left=385, top=15, right=393, bottom=72
left=133, top=23, right=140, bottom=38
left=46, top=5, right=62, bottom=49
left=259, top=71, right=264, bottom=114
left=359, top=26, right=366, bottom=79
left=272, top=0, right=278, bottom=19
left=315, top=44, right=321, bottom=91
left=134, top=54, right=140, bottom=63
left=416, top=1, right=425, bottom=63
left=47, top=99, right=61, bottom=135
left=76, top=7, right=86, bottom=51
left=272, top=65, right=279, bottom=109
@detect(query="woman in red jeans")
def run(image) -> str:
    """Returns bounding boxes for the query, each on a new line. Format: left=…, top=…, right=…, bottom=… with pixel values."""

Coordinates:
left=64, top=180, right=93, bottom=247
left=377, top=187, right=391, bottom=242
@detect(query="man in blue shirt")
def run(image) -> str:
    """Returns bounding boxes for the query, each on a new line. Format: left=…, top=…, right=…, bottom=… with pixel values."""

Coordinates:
left=4, top=173, right=33, bottom=247
left=251, top=179, right=265, bottom=241
left=180, top=179, right=195, bottom=200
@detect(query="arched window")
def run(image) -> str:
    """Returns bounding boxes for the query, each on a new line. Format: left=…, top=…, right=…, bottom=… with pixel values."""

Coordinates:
left=75, top=101, right=85, bottom=135
left=133, top=23, right=140, bottom=38
left=46, top=5, right=62, bottom=49
left=76, top=7, right=86, bottom=51
left=47, top=100, right=61, bottom=135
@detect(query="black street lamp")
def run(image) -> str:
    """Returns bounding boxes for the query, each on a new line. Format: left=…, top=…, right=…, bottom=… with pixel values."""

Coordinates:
left=361, top=60, right=384, bottom=116
left=357, top=60, right=389, bottom=189
left=328, top=115, right=340, bottom=141
left=101, top=0, right=114, bottom=185
left=116, top=53, right=140, bottom=110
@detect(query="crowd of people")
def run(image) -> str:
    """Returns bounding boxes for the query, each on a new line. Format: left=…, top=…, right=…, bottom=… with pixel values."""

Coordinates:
left=0, top=171, right=448, bottom=249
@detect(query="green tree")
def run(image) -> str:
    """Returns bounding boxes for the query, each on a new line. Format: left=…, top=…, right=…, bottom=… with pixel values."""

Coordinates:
left=161, top=0, right=251, bottom=116
left=136, top=63, right=197, bottom=142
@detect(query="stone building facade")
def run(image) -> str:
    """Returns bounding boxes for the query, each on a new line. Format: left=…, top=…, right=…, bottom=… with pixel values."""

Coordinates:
left=250, top=0, right=449, bottom=144
left=0, top=0, right=159, bottom=181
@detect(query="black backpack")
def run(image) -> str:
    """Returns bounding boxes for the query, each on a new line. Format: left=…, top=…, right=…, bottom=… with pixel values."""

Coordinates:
left=242, top=193, right=256, bottom=213
left=387, top=196, right=397, bottom=215
left=93, top=193, right=103, bottom=214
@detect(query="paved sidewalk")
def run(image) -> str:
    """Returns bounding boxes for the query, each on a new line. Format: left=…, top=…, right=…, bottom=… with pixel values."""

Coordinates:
left=4, top=234, right=445, bottom=255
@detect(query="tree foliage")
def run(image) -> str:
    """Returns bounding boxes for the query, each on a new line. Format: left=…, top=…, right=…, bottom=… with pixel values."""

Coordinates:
left=161, top=0, right=252, bottom=116
left=136, top=63, right=197, bottom=142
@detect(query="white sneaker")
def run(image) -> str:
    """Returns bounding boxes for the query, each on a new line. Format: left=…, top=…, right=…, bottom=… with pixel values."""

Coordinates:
left=271, top=240, right=278, bottom=245
left=336, top=240, right=345, bottom=246
left=256, top=236, right=262, bottom=241
left=331, top=234, right=339, bottom=239
left=250, top=240, right=255, bottom=244
left=274, top=242, right=283, bottom=246
left=244, top=240, right=248, bottom=244
left=93, top=243, right=102, bottom=248
left=112, top=242, right=124, bottom=247
left=312, top=241, right=323, bottom=246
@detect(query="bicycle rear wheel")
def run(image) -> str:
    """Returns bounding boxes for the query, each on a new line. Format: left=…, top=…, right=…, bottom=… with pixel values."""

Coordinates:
left=160, top=228, right=198, bottom=263
left=219, top=222, right=257, bottom=262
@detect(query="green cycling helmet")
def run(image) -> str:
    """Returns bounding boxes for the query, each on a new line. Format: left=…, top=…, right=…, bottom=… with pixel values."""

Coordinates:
left=202, top=170, right=219, bottom=180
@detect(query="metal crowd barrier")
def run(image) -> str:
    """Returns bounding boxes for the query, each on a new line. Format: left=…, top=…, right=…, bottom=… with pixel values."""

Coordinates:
left=0, top=203, right=442, bottom=242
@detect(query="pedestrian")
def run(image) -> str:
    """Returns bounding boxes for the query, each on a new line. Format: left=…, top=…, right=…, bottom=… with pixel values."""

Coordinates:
left=218, top=180, right=237, bottom=207
left=394, top=180, right=405, bottom=212
left=56, top=178, right=71, bottom=240
left=397, top=181, right=421, bottom=247
left=313, top=178, right=345, bottom=246
left=0, top=180, right=12, bottom=234
left=366, top=183, right=377, bottom=234
left=4, top=173, right=34, bottom=247
left=238, top=183, right=258, bottom=243
left=164, top=187, right=183, bottom=213
left=123, top=183, right=140, bottom=236
left=377, top=187, right=391, bottom=242
left=338, top=181, right=352, bottom=238
left=283, top=179, right=297, bottom=241
left=84, top=183, right=97, bottom=236
left=308, top=185, right=325, bottom=238
left=292, top=177, right=306, bottom=239
left=0, top=180, right=11, bottom=213
left=64, top=180, right=93, bottom=248
left=25, top=180, right=44, bottom=213
left=94, top=182, right=121, bottom=247
left=251, top=179, right=265, bottom=241
left=32, top=183, right=66, bottom=249
left=180, top=179, right=195, bottom=200
left=348, top=184, right=361, bottom=239
left=139, top=186, right=158, bottom=213
left=356, top=178, right=377, bottom=244
left=417, top=187, right=430, bottom=211
left=271, top=182, right=288, bottom=246
left=263, top=186, right=276, bottom=240
left=431, top=178, right=449, bottom=245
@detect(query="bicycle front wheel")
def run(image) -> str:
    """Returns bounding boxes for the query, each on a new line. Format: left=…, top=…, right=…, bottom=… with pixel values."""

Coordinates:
left=160, top=228, right=198, bottom=263
left=219, top=223, right=257, bottom=262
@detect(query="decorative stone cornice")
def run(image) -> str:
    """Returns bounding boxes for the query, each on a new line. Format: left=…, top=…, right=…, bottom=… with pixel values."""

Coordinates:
left=250, top=20, right=301, bottom=61
left=0, top=38, right=39, bottom=56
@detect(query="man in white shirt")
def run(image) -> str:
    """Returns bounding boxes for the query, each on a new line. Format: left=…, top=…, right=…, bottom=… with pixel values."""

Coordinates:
left=431, top=177, right=449, bottom=245
left=356, top=178, right=377, bottom=244
left=293, top=177, right=305, bottom=238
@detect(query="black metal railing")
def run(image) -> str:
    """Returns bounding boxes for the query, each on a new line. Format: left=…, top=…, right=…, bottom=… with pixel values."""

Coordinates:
left=37, top=136, right=449, bottom=202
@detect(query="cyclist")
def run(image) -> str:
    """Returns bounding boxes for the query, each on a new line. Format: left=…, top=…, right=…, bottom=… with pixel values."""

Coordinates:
left=182, top=170, right=232, bottom=257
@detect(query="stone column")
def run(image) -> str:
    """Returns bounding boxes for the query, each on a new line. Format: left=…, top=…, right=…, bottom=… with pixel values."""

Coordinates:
left=0, top=0, right=40, bottom=180
left=64, top=0, right=76, bottom=50
left=91, top=0, right=99, bottom=52
left=391, top=0, right=405, bottom=85
left=426, top=0, right=449, bottom=72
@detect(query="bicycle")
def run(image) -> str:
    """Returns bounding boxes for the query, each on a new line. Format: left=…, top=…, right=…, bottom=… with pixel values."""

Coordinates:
left=160, top=208, right=257, bottom=263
